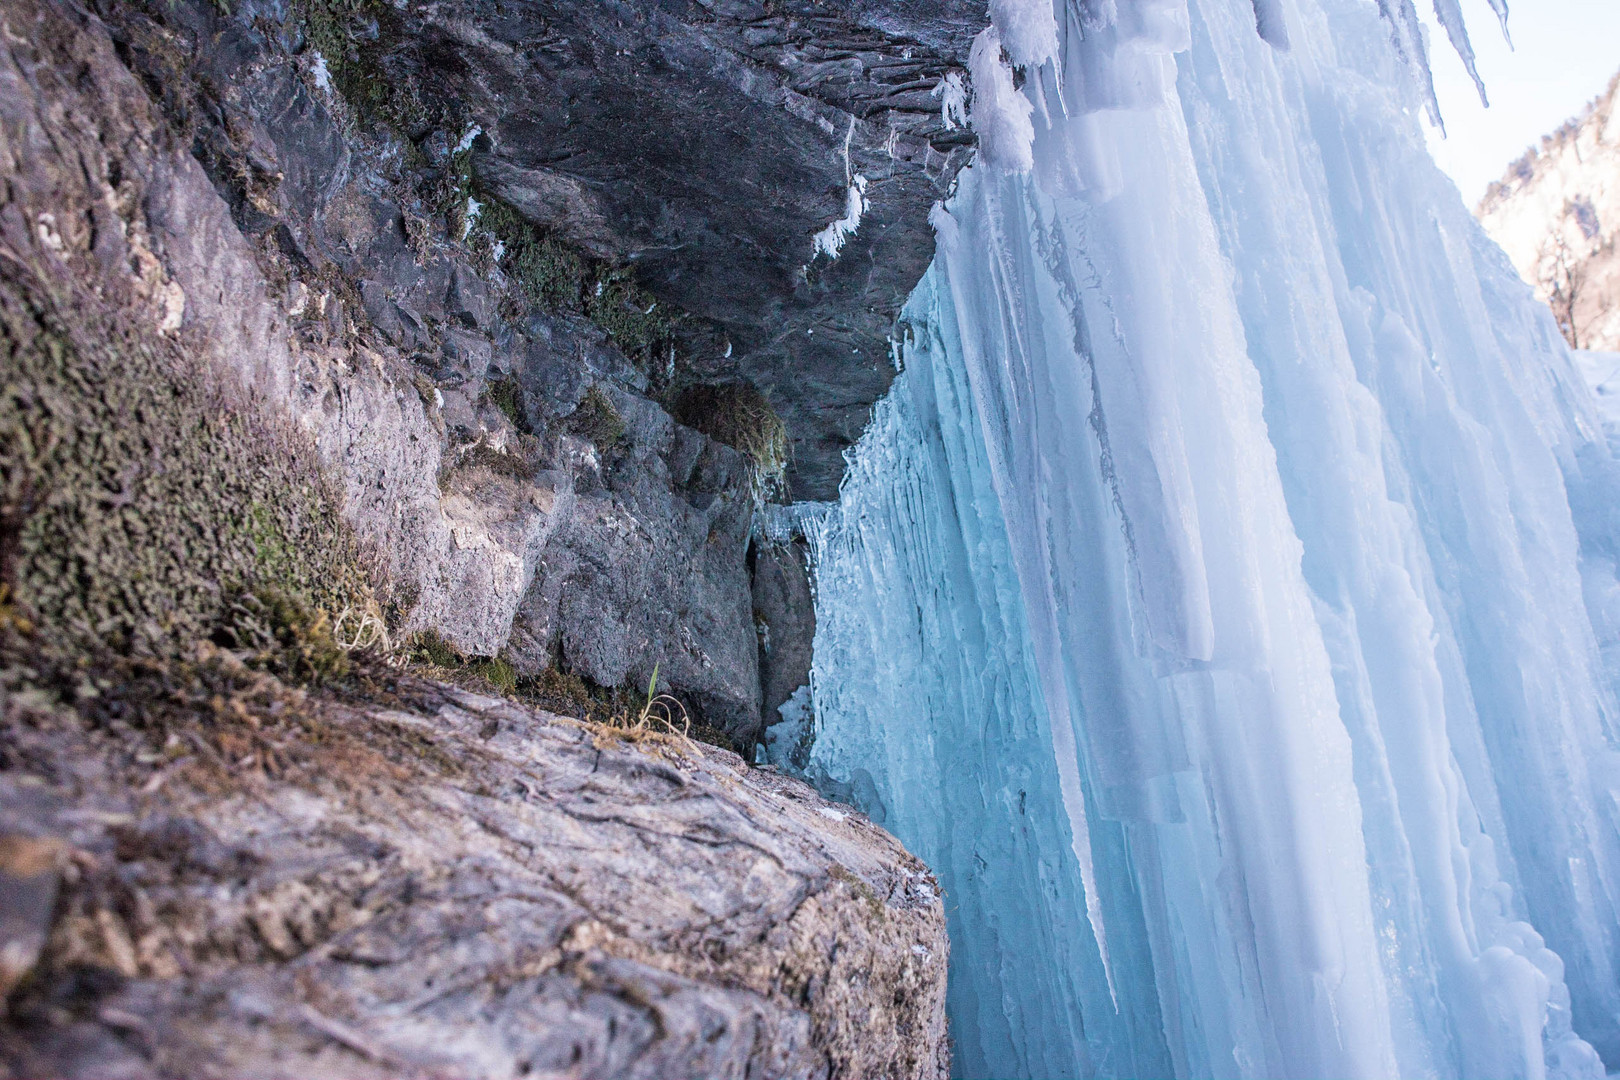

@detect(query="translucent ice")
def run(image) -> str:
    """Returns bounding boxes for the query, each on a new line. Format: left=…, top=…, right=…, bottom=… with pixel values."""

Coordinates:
left=801, top=0, right=1620, bottom=1077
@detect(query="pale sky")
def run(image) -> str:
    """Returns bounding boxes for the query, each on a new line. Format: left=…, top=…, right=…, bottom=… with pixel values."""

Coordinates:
left=1420, top=0, right=1620, bottom=208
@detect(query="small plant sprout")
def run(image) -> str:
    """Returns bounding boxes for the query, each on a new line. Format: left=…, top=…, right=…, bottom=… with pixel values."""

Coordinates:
left=623, top=661, right=692, bottom=737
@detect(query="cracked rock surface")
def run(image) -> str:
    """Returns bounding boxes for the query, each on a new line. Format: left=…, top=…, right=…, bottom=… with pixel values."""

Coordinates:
left=0, top=669, right=950, bottom=1079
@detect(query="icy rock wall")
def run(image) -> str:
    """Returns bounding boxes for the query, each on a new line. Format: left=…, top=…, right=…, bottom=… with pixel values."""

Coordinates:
left=804, top=0, right=1620, bottom=1077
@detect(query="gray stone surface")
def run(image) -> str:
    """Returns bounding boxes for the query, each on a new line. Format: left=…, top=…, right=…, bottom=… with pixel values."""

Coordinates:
left=415, top=0, right=983, bottom=498
left=0, top=666, right=950, bottom=1078
left=753, top=538, right=817, bottom=722
left=3, top=0, right=793, bottom=743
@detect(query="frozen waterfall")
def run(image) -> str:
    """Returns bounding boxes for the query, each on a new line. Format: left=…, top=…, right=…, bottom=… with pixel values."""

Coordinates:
left=792, top=0, right=1620, bottom=1076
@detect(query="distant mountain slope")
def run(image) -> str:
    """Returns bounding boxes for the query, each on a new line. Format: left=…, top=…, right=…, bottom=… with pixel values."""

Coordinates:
left=1478, top=71, right=1620, bottom=351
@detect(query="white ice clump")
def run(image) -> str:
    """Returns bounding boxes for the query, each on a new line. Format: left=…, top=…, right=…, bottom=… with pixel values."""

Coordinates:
left=763, top=684, right=814, bottom=770
left=455, top=125, right=483, bottom=154
left=988, top=0, right=1059, bottom=69
left=802, top=0, right=1620, bottom=1076
left=310, top=52, right=332, bottom=93
left=811, top=174, right=869, bottom=260
left=932, top=72, right=969, bottom=131
left=967, top=26, right=1036, bottom=172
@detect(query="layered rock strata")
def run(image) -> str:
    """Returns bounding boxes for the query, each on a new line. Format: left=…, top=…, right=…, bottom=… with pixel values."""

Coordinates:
left=0, top=667, right=949, bottom=1079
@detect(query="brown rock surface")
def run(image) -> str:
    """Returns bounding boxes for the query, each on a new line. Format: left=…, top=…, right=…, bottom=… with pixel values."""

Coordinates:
left=1477, top=71, right=1620, bottom=352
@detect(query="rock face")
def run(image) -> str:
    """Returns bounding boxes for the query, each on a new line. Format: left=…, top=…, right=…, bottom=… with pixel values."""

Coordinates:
left=0, top=0, right=803, bottom=744
left=1477, top=71, right=1620, bottom=352
left=1, top=0, right=977, bottom=745
left=752, top=538, right=817, bottom=723
left=0, top=663, right=950, bottom=1079
left=0, top=0, right=959, bottom=1070
left=430, top=0, right=982, bottom=498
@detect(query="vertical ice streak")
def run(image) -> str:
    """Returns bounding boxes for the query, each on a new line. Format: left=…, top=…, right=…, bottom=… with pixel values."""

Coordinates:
left=803, top=0, right=1620, bottom=1076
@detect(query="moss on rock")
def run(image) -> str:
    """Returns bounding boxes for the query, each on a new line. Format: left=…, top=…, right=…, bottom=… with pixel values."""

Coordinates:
left=671, top=380, right=790, bottom=505
left=0, top=272, right=372, bottom=673
left=567, top=385, right=627, bottom=454
left=465, top=188, right=681, bottom=372
left=292, top=0, right=431, bottom=134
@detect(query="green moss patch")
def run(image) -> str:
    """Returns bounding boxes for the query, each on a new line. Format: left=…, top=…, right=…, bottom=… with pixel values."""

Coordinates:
left=671, top=381, right=789, bottom=505
left=0, top=272, right=372, bottom=674
left=461, top=178, right=680, bottom=371
left=567, top=386, right=627, bottom=454
left=292, top=0, right=432, bottom=134
left=483, top=375, right=530, bottom=433
left=469, top=197, right=585, bottom=312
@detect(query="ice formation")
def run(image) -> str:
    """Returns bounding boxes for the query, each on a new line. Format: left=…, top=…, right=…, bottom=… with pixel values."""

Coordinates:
left=811, top=175, right=870, bottom=260
left=934, top=72, right=970, bottom=131
left=801, top=0, right=1620, bottom=1077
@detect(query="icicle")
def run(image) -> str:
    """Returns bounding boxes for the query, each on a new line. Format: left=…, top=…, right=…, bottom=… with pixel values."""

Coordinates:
left=803, top=0, right=1620, bottom=1075
left=1431, top=0, right=1490, bottom=106
left=1376, top=0, right=1446, bottom=131
left=1487, top=0, right=1512, bottom=45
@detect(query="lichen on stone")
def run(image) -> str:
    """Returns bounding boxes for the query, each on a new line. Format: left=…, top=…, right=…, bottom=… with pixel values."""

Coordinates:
left=0, top=273, right=373, bottom=673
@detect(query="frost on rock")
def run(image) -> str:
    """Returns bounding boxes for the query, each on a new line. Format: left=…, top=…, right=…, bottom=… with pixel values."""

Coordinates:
left=811, top=175, right=869, bottom=261
left=309, top=51, right=331, bottom=93
left=932, top=72, right=968, bottom=131
left=807, top=0, right=1620, bottom=1077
